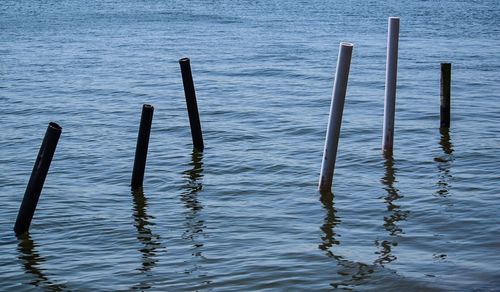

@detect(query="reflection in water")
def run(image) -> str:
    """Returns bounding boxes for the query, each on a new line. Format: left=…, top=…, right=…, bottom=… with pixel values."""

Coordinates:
left=319, top=191, right=341, bottom=258
left=131, top=188, right=162, bottom=290
left=17, top=233, right=66, bottom=291
left=375, top=154, right=409, bottom=266
left=319, top=191, right=375, bottom=289
left=435, top=128, right=454, bottom=197
left=181, top=150, right=207, bottom=276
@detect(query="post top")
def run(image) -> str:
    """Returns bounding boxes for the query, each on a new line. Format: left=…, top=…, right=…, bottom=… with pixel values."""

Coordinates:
left=48, top=122, right=62, bottom=131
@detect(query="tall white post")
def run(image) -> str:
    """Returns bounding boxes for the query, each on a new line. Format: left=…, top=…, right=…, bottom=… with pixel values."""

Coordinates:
left=382, top=17, right=400, bottom=153
left=318, top=42, right=354, bottom=192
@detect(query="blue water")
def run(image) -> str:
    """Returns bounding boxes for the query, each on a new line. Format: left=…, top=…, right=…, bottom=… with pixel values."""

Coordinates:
left=1, top=0, right=499, bottom=290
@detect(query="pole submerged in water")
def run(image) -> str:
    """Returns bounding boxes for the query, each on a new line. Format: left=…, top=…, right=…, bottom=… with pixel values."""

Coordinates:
left=14, top=122, right=62, bottom=235
left=318, top=42, right=354, bottom=192
left=131, top=104, right=154, bottom=189
left=382, top=17, right=400, bottom=153
left=179, top=57, right=204, bottom=152
left=440, top=63, right=451, bottom=128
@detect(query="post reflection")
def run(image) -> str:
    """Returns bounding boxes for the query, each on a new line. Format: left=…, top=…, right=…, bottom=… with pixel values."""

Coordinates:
left=130, top=188, right=162, bottom=290
left=318, top=191, right=341, bottom=258
left=435, top=128, right=454, bottom=197
left=375, top=154, right=408, bottom=266
left=17, top=233, right=66, bottom=291
left=181, top=150, right=206, bottom=275
left=319, top=191, right=375, bottom=289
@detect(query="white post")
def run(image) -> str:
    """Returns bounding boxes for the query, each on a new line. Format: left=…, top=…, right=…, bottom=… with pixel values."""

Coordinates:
left=382, top=17, right=400, bottom=153
left=318, top=42, right=354, bottom=192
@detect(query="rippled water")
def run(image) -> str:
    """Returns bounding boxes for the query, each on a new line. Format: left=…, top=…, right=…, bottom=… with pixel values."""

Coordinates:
left=1, top=0, right=499, bottom=290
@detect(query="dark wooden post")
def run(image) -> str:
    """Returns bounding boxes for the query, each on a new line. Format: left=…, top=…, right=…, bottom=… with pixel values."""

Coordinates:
left=14, top=122, right=62, bottom=235
left=179, top=57, right=204, bottom=151
left=131, top=104, right=154, bottom=189
left=440, top=63, right=451, bottom=128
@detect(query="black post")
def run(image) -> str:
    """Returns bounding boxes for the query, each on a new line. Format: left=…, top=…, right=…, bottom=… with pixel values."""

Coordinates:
left=14, top=122, right=62, bottom=235
left=131, top=104, right=154, bottom=189
left=440, top=63, right=451, bottom=128
left=179, top=57, right=204, bottom=151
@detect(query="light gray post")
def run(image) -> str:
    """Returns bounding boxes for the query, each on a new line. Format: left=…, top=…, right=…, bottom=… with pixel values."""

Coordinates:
left=318, top=42, right=354, bottom=192
left=382, top=17, right=400, bottom=153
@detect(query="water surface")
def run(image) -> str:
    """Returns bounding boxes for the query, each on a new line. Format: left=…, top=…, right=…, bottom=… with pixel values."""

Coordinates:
left=1, top=0, right=499, bottom=290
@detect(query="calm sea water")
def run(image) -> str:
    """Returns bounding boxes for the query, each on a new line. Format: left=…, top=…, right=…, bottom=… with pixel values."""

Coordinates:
left=1, top=0, right=499, bottom=290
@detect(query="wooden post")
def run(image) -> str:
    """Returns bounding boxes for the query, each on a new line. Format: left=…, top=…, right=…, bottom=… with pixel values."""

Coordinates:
left=440, top=63, right=451, bottom=128
left=131, top=104, right=154, bottom=189
left=14, top=122, right=62, bottom=235
left=179, top=57, right=204, bottom=152
left=382, top=17, right=400, bottom=153
left=318, top=42, right=354, bottom=192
